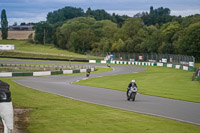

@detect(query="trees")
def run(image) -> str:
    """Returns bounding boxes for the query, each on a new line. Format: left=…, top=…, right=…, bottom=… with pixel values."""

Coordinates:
left=56, top=17, right=96, bottom=53
left=157, top=21, right=181, bottom=53
left=34, top=21, right=53, bottom=44
left=86, top=8, right=112, bottom=21
left=33, top=5, right=200, bottom=61
left=112, top=39, right=125, bottom=52
left=121, top=18, right=144, bottom=40
left=178, top=22, right=200, bottom=61
left=1, top=9, right=8, bottom=40
left=113, top=18, right=148, bottom=53
left=142, top=6, right=172, bottom=26
left=47, top=6, right=84, bottom=24
left=55, top=17, right=120, bottom=54
left=91, top=20, right=118, bottom=53
left=92, top=38, right=111, bottom=53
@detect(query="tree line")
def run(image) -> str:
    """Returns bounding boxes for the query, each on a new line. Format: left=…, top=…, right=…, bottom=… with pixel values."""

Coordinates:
left=11, top=6, right=200, bottom=61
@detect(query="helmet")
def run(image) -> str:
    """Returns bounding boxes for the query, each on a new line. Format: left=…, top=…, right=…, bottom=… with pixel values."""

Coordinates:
left=132, top=80, right=135, bottom=83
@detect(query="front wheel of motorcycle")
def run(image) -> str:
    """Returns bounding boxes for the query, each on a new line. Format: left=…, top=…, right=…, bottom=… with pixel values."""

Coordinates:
left=132, top=93, right=136, bottom=101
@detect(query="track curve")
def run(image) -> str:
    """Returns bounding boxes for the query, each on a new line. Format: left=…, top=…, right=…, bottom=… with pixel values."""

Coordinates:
left=1, top=59, right=200, bottom=125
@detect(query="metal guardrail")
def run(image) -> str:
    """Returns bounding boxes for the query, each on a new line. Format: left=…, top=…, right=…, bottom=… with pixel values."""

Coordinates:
left=87, top=52, right=195, bottom=65
left=0, top=63, right=93, bottom=71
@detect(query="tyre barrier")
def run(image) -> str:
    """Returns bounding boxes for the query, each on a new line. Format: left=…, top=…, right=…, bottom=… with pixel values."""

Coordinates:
left=0, top=80, right=14, bottom=133
left=89, top=60, right=195, bottom=72
left=0, top=67, right=96, bottom=77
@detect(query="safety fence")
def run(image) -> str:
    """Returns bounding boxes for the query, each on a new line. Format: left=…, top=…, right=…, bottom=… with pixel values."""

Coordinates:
left=87, top=52, right=195, bottom=64
left=0, top=67, right=96, bottom=77
left=89, top=60, right=195, bottom=72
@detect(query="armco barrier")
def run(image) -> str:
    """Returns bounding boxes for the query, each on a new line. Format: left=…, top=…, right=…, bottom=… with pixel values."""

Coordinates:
left=0, top=67, right=96, bottom=77
left=172, top=64, right=176, bottom=68
left=89, top=60, right=195, bottom=72
left=96, top=60, right=101, bottom=63
left=188, top=67, right=195, bottom=71
left=157, top=63, right=163, bottom=67
left=89, top=60, right=96, bottom=63
left=175, top=65, right=180, bottom=69
left=63, top=70, right=73, bottom=74
left=0, top=73, right=12, bottom=77
left=87, top=69, right=91, bottom=72
left=167, top=64, right=172, bottom=68
left=33, top=71, right=51, bottom=76
left=106, top=60, right=111, bottom=63
left=163, top=63, right=167, bottom=67
left=183, top=66, right=189, bottom=71
left=101, top=60, right=107, bottom=64
left=80, top=69, right=87, bottom=73
left=12, top=72, right=33, bottom=76
left=51, top=71, right=63, bottom=75
left=73, top=69, right=80, bottom=73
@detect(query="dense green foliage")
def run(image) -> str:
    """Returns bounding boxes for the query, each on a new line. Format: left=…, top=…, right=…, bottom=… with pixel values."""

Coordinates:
left=47, top=6, right=85, bottom=24
left=34, top=6, right=200, bottom=61
left=34, top=21, right=53, bottom=44
left=1, top=9, right=8, bottom=39
left=55, top=17, right=118, bottom=53
left=141, top=6, right=172, bottom=26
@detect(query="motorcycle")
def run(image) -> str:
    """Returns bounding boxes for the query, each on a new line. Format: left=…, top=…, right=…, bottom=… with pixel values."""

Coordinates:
left=86, top=72, right=90, bottom=77
left=127, top=86, right=137, bottom=101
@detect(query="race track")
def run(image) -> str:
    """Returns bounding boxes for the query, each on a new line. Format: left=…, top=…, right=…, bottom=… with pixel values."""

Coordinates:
left=1, top=59, right=200, bottom=125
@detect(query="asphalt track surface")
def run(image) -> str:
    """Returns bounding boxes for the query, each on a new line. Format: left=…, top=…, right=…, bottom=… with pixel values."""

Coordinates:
left=1, top=59, right=200, bottom=125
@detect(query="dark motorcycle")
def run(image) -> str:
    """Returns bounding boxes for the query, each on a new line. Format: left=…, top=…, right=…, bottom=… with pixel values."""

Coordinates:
left=127, top=86, right=137, bottom=101
left=86, top=72, right=90, bottom=77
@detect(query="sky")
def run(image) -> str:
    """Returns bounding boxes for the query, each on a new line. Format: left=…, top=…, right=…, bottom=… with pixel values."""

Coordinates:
left=0, top=0, right=200, bottom=26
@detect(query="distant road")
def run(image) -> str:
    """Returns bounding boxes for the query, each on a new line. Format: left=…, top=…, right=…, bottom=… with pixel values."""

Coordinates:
left=1, top=59, right=200, bottom=125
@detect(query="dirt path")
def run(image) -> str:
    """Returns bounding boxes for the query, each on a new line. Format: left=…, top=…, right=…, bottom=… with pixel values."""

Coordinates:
left=0, top=107, right=30, bottom=133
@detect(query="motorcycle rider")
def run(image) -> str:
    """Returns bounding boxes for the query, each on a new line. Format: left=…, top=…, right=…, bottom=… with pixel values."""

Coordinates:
left=127, top=80, right=137, bottom=96
left=86, top=71, right=90, bottom=77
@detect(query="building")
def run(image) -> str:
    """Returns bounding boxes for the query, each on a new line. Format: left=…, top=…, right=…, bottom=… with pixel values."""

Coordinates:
left=9, top=25, right=33, bottom=31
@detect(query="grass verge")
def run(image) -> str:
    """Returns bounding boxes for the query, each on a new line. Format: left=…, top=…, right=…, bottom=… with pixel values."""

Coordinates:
left=0, top=78, right=199, bottom=133
left=0, top=40, right=103, bottom=60
left=76, top=66, right=200, bottom=102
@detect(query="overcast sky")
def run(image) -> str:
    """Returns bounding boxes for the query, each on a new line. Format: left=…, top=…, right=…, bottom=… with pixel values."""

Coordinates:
left=0, top=0, right=200, bottom=26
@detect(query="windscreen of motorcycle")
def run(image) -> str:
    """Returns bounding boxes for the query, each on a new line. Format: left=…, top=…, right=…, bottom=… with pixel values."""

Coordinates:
left=130, top=87, right=137, bottom=92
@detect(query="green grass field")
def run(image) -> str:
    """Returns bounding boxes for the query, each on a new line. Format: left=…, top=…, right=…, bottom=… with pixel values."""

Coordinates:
left=0, top=40, right=81, bottom=55
left=76, top=66, right=200, bottom=102
left=0, top=40, right=103, bottom=60
left=0, top=40, right=86, bottom=60
left=1, top=78, right=200, bottom=133
left=0, top=40, right=199, bottom=132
